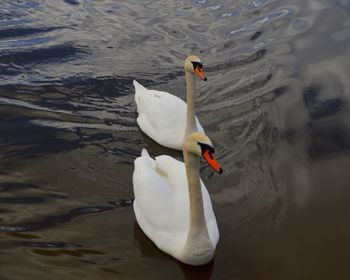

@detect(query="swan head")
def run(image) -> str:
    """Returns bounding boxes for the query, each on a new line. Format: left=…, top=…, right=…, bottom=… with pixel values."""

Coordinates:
left=184, top=132, right=223, bottom=174
left=184, top=55, right=207, bottom=81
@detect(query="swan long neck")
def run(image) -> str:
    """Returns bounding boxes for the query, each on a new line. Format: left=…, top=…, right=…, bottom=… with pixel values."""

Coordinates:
left=185, top=70, right=197, bottom=135
left=183, top=149, right=210, bottom=244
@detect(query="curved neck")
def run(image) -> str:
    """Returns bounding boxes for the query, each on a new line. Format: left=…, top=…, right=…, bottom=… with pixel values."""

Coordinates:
left=183, top=149, right=210, bottom=245
left=185, top=70, right=197, bottom=135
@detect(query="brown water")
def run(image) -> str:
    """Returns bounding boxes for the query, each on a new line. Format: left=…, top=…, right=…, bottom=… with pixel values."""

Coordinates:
left=0, top=0, right=350, bottom=279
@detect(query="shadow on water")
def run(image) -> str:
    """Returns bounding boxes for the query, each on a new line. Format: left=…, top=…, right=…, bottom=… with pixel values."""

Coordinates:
left=0, top=26, right=65, bottom=40
left=0, top=120, right=83, bottom=159
left=0, top=194, right=132, bottom=232
left=0, top=75, right=143, bottom=161
left=0, top=44, right=85, bottom=66
left=303, top=85, right=344, bottom=120
left=302, top=84, right=350, bottom=159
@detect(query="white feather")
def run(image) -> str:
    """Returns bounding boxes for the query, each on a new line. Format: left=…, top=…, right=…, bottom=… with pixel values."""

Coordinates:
left=133, top=151, right=219, bottom=263
left=133, top=80, right=204, bottom=150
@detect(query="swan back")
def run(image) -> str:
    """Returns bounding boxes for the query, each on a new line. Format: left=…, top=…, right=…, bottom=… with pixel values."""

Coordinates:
left=133, top=152, right=189, bottom=255
left=133, top=149, right=219, bottom=264
left=133, top=80, right=204, bottom=150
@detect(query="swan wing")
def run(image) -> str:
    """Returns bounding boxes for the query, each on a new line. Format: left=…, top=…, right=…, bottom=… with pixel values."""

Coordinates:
left=133, top=149, right=218, bottom=256
left=133, top=150, right=189, bottom=255
left=133, top=80, right=204, bottom=150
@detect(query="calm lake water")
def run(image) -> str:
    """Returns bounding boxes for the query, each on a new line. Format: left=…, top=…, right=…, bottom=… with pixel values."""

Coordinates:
left=1, top=0, right=350, bottom=279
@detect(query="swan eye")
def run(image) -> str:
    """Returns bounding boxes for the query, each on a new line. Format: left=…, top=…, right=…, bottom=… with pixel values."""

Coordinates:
left=191, top=61, right=203, bottom=70
left=197, top=142, right=215, bottom=154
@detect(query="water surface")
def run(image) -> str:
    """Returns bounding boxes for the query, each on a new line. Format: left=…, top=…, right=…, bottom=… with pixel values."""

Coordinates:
left=0, top=0, right=350, bottom=279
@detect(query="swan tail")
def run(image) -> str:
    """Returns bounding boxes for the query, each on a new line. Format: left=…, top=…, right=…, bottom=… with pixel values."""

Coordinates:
left=141, top=148, right=150, bottom=157
left=133, top=80, right=147, bottom=92
left=133, top=80, right=147, bottom=109
left=134, top=80, right=143, bottom=87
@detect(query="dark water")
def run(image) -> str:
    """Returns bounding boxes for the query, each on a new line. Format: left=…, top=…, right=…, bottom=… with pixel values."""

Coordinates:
left=1, top=0, right=350, bottom=279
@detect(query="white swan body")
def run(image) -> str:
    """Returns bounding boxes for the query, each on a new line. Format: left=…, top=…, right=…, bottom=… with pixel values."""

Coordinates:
left=133, top=132, right=222, bottom=266
left=134, top=80, right=204, bottom=150
left=134, top=54, right=207, bottom=150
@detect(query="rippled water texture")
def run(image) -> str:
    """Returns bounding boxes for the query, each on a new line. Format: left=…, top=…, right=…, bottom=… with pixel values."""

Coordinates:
left=1, top=0, right=350, bottom=279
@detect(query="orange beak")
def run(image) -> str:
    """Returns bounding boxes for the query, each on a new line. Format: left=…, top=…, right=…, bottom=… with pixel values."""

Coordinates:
left=203, top=150, right=223, bottom=174
left=194, top=67, right=207, bottom=81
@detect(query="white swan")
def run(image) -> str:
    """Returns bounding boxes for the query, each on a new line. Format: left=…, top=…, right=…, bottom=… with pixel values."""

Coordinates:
left=133, top=132, right=223, bottom=265
left=134, top=55, right=207, bottom=150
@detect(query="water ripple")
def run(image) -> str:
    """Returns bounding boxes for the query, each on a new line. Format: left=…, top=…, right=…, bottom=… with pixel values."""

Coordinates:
left=0, top=44, right=86, bottom=65
left=0, top=26, right=63, bottom=40
left=0, top=199, right=132, bottom=232
left=0, top=0, right=349, bottom=279
left=230, top=7, right=294, bottom=35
